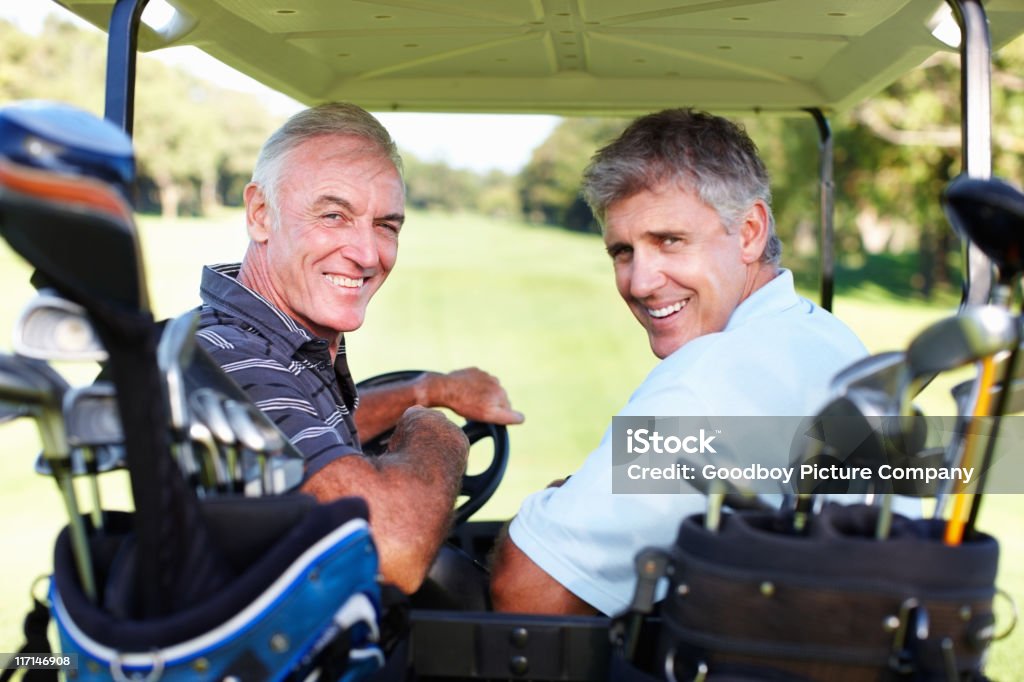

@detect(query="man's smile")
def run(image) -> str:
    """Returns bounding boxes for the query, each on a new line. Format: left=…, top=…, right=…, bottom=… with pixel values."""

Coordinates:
left=646, top=299, right=688, bottom=319
left=324, top=273, right=365, bottom=288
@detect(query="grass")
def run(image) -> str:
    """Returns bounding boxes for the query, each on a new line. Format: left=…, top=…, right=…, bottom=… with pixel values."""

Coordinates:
left=0, top=208, right=1020, bottom=675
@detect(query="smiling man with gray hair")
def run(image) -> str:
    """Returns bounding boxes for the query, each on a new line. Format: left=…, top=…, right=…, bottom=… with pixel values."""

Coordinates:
left=490, top=108, right=866, bottom=615
left=195, top=102, right=523, bottom=593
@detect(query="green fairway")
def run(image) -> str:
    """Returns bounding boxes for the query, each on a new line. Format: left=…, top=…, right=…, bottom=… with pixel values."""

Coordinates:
left=0, top=209, right=1020, bottom=674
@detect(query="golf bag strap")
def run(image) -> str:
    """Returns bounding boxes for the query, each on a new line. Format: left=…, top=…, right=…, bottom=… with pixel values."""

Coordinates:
left=1, top=596, right=56, bottom=682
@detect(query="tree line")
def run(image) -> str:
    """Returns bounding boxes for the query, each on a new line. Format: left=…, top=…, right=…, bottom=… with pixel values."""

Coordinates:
left=516, top=37, right=1024, bottom=299
left=2, top=17, right=1022, bottom=299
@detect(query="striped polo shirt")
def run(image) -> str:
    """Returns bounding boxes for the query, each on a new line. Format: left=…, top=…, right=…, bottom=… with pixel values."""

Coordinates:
left=196, top=263, right=361, bottom=477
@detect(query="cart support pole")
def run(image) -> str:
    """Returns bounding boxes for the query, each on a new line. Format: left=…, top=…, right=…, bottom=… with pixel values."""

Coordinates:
left=949, top=0, right=994, bottom=306
left=806, top=108, right=834, bottom=313
left=104, top=0, right=150, bottom=135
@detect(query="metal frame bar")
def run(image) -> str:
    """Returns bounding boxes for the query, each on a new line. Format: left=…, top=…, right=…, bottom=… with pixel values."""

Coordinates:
left=948, top=0, right=994, bottom=306
left=103, top=0, right=150, bottom=135
left=806, top=108, right=835, bottom=313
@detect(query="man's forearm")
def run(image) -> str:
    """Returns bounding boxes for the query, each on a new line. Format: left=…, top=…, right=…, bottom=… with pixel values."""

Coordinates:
left=302, top=407, right=468, bottom=593
left=490, top=526, right=598, bottom=615
left=354, top=372, right=437, bottom=441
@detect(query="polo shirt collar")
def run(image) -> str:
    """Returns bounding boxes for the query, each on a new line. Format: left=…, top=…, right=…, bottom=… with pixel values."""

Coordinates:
left=200, top=263, right=331, bottom=356
left=724, top=268, right=800, bottom=331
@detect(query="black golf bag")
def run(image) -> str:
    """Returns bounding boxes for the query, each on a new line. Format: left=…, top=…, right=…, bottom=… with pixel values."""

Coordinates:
left=614, top=503, right=1001, bottom=682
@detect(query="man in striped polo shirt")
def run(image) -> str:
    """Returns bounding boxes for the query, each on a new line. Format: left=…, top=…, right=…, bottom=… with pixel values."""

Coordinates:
left=196, top=103, right=524, bottom=594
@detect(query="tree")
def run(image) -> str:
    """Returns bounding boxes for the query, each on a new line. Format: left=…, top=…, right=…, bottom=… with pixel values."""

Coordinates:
left=403, top=154, right=481, bottom=212
left=0, top=17, right=106, bottom=110
left=836, top=35, right=1024, bottom=297
left=212, top=89, right=281, bottom=207
left=132, top=59, right=219, bottom=218
left=517, top=118, right=627, bottom=232
left=0, top=18, right=282, bottom=218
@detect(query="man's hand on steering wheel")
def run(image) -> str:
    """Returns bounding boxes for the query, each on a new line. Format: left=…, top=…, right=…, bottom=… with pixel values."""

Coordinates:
left=356, top=369, right=517, bottom=526
left=417, top=367, right=525, bottom=426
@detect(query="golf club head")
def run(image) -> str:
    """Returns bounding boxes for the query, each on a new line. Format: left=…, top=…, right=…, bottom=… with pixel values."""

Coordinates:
left=831, top=351, right=907, bottom=397
left=34, top=445, right=126, bottom=477
left=951, top=379, right=976, bottom=418
left=190, top=388, right=235, bottom=448
left=190, top=387, right=242, bottom=491
left=0, top=353, right=69, bottom=405
left=0, top=104, right=148, bottom=313
left=158, top=311, right=200, bottom=431
left=189, top=419, right=228, bottom=492
left=906, top=305, right=1018, bottom=378
left=943, top=174, right=1024, bottom=282
left=227, top=400, right=302, bottom=493
left=0, top=101, right=134, bottom=198
left=63, top=382, right=123, bottom=447
left=0, top=403, right=30, bottom=425
left=223, top=400, right=269, bottom=453
left=13, top=290, right=107, bottom=362
left=177, top=343, right=304, bottom=493
left=792, top=390, right=930, bottom=497
left=0, top=353, right=69, bottom=455
left=953, top=375, right=1024, bottom=418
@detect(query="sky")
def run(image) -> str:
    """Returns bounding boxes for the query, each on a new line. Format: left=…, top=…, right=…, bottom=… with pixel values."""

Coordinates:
left=0, top=1, right=561, bottom=174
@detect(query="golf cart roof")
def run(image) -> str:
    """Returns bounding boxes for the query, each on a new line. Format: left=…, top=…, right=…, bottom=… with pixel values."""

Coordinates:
left=56, top=0, right=1024, bottom=116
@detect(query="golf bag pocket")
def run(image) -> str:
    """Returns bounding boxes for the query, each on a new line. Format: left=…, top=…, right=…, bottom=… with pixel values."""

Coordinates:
left=50, top=496, right=384, bottom=681
left=652, top=504, right=1000, bottom=681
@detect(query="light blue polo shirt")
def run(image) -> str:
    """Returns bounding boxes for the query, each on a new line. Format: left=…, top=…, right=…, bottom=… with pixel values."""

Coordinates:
left=508, top=269, right=868, bottom=615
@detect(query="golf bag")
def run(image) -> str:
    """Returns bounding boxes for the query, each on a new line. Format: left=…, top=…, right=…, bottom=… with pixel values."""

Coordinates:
left=50, top=498, right=384, bottom=682
left=0, top=101, right=392, bottom=681
left=613, top=504, right=1000, bottom=682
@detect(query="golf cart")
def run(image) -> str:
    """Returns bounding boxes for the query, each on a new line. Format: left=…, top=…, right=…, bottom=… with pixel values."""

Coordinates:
left=2, top=0, right=1024, bottom=679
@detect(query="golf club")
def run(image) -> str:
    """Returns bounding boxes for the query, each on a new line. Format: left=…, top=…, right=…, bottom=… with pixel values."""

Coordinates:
left=190, top=387, right=242, bottom=493
left=62, top=382, right=123, bottom=531
left=830, top=351, right=917, bottom=536
left=830, top=350, right=906, bottom=397
left=943, top=175, right=1024, bottom=542
left=1, top=101, right=234, bottom=618
left=189, top=419, right=226, bottom=493
left=704, top=479, right=725, bottom=533
left=933, top=378, right=981, bottom=519
left=13, top=289, right=107, bottom=362
left=944, top=174, right=1024, bottom=305
left=35, top=445, right=125, bottom=478
left=157, top=312, right=202, bottom=486
left=224, top=399, right=269, bottom=496
left=943, top=356, right=997, bottom=544
left=900, top=305, right=1017, bottom=417
left=0, top=353, right=96, bottom=601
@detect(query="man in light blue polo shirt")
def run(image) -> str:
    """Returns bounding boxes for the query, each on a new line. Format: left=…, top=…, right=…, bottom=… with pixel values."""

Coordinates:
left=490, top=109, right=867, bottom=616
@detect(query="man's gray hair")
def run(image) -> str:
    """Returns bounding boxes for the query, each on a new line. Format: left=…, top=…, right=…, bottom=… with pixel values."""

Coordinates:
left=581, top=108, right=781, bottom=265
left=251, top=102, right=403, bottom=223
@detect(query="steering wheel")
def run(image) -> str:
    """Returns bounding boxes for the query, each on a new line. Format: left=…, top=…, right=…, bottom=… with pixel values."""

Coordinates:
left=356, top=370, right=509, bottom=525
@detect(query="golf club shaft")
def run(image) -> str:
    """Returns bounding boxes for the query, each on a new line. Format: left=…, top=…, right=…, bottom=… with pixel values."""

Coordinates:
left=705, top=480, right=725, bottom=533
left=53, top=462, right=97, bottom=601
left=81, top=446, right=104, bottom=532
left=874, top=493, right=893, bottom=540
left=189, top=422, right=226, bottom=493
left=963, top=343, right=1022, bottom=537
left=933, top=382, right=978, bottom=519
left=944, top=356, right=997, bottom=545
left=792, top=493, right=814, bottom=534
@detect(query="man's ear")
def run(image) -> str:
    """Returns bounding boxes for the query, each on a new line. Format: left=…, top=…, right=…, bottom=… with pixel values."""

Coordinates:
left=244, top=182, right=272, bottom=243
left=738, top=200, right=770, bottom=264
